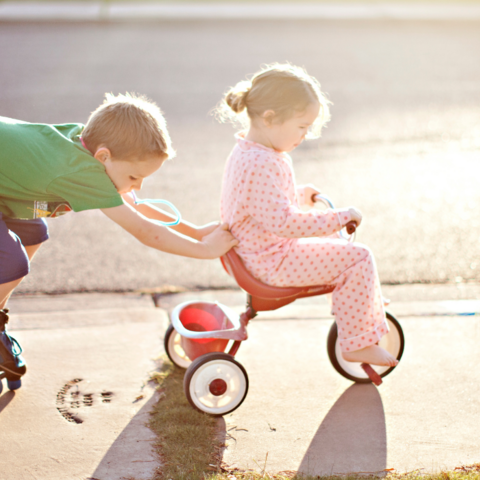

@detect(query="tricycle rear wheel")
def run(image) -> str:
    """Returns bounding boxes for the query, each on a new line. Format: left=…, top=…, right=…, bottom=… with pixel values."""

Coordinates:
left=164, top=324, right=192, bottom=369
left=184, top=352, right=249, bottom=416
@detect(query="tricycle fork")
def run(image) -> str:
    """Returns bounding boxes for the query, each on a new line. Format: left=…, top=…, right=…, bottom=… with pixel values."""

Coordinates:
left=228, top=304, right=256, bottom=357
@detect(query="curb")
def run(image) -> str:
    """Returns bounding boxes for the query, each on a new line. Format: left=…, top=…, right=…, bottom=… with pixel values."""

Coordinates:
left=1, top=2, right=480, bottom=22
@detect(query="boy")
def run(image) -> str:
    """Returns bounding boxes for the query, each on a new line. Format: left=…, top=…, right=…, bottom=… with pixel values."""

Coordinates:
left=0, top=93, right=238, bottom=388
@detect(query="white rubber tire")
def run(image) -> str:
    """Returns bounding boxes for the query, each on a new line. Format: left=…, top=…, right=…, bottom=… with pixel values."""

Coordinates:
left=184, top=352, right=249, bottom=416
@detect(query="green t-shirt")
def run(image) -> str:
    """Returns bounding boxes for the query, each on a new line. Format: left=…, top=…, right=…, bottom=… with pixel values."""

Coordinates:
left=0, top=116, right=123, bottom=220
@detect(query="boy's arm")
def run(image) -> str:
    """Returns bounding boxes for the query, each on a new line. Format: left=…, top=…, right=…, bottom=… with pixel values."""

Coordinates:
left=122, top=193, right=217, bottom=241
left=101, top=202, right=237, bottom=259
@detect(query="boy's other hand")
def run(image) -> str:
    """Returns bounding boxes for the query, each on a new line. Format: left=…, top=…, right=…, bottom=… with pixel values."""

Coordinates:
left=201, top=223, right=238, bottom=258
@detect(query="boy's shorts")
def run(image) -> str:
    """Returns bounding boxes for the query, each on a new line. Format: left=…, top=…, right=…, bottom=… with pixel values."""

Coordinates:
left=0, top=212, right=49, bottom=284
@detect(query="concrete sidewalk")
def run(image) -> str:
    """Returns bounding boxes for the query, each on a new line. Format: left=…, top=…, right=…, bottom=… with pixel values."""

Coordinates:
left=1, top=285, right=480, bottom=479
left=1, top=2, right=480, bottom=22
left=0, top=293, right=168, bottom=480
left=159, top=286, right=480, bottom=476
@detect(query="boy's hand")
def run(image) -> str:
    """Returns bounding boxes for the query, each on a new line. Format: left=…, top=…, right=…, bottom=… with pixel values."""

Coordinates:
left=200, top=223, right=238, bottom=258
left=195, top=221, right=221, bottom=240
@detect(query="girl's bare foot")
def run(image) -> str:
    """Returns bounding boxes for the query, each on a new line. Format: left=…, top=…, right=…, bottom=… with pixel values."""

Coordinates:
left=342, top=345, right=398, bottom=367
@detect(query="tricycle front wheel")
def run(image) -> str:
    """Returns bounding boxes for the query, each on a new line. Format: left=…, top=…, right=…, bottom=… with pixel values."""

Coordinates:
left=327, top=311, right=405, bottom=384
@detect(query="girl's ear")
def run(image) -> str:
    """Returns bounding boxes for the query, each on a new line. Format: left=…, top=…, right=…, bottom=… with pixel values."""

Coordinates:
left=262, top=110, right=276, bottom=127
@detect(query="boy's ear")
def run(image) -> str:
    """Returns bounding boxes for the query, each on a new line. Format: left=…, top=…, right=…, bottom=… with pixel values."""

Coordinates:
left=94, top=147, right=112, bottom=164
left=262, top=110, right=276, bottom=127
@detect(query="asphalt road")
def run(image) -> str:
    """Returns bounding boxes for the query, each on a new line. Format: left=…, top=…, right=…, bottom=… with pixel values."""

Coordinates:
left=1, top=19, right=479, bottom=294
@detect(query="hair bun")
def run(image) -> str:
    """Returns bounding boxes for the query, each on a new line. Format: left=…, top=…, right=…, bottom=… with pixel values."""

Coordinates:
left=225, top=81, right=251, bottom=113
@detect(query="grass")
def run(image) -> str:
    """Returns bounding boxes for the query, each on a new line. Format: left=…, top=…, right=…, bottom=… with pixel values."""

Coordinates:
left=149, top=359, right=224, bottom=480
left=149, top=358, right=480, bottom=480
left=207, top=473, right=480, bottom=480
left=208, top=472, right=480, bottom=480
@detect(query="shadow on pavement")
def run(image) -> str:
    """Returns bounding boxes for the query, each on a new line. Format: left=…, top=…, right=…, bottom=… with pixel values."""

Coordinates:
left=0, top=390, right=16, bottom=415
left=298, top=383, right=386, bottom=476
left=90, top=388, right=160, bottom=480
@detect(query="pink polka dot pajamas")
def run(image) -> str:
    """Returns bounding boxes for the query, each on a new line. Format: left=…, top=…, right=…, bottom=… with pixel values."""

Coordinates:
left=220, top=134, right=389, bottom=352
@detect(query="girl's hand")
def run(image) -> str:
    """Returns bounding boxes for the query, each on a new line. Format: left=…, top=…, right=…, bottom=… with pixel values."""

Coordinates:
left=348, top=207, right=363, bottom=227
left=200, top=223, right=239, bottom=258
left=301, top=184, right=321, bottom=207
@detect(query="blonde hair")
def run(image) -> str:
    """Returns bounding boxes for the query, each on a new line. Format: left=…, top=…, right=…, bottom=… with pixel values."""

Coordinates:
left=82, top=93, right=175, bottom=161
left=216, top=63, right=331, bottom=138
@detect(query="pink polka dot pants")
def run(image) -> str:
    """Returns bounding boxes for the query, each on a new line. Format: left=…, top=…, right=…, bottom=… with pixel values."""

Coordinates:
left=267, top=237, right=389, bottom=353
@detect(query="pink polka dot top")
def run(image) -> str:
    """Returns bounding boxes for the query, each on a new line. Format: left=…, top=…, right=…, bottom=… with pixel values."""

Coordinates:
left=220, top=133, right=352, bottom=283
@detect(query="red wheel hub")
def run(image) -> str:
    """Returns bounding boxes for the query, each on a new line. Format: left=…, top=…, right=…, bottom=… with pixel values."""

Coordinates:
left=209, top=378, right=227, bottom=396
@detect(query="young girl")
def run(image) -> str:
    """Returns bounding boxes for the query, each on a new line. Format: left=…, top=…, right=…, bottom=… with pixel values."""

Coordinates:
left=218, top=63, right=397, bottom=368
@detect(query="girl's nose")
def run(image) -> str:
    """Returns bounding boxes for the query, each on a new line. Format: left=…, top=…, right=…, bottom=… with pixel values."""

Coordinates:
left=136, top=178, right=144, bottom=190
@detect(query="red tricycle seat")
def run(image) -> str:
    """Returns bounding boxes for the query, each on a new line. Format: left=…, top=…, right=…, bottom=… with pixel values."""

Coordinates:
left=221, top=249, right=335, bottom=312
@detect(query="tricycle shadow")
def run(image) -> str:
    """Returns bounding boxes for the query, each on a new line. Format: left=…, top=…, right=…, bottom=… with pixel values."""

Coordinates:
left=297, top=383, right=387, bottom=477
